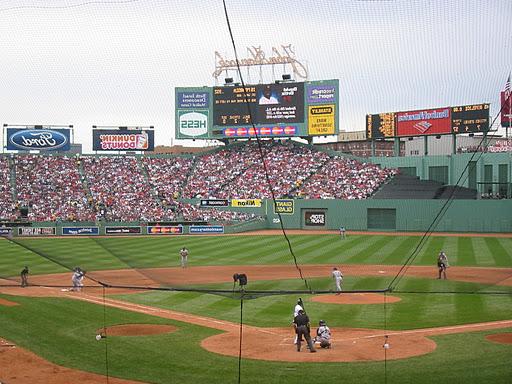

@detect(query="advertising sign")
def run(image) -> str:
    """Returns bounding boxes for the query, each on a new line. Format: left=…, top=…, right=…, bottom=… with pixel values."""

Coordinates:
left=231, top=199, right=262, bottom=208
left=178, top=111, right=209, bottom=138
left=274, top=199, right=294, bottom=214
left=177, top=91, right=209, bottom=108
left=0, top=228, right=12, bottom=235
left=189, top=225, right=224, bottom=234
left=306, top=85, right=336, bottom=104
left=7, top=128, right=71, bottom=151
left=200, top=199, right=229, bottom=207
left=308, top=105, right=335, bottom=135
left=92, top=130, right=154, bottom=151
left=396, top=108, right=451, bottom=137
left=304, top=211, right=326, bottom=226
left=147, top=225, right=184, bottom=235
left=62, top=227, right=99, bottom=236
left=105, top=226, right=141, bottom=234
left=18, top=227, right=56, bottom=236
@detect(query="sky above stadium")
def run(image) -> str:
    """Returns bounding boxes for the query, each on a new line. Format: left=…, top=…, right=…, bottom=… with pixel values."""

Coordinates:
left=0, top=0, right=511, bottom=152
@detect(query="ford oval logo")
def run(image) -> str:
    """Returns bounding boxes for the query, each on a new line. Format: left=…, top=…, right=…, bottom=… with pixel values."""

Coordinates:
left=9, top=129, right=68, bottom=150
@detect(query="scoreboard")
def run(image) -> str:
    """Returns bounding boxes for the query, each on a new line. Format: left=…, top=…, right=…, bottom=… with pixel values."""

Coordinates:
left=451, top=103, right=490, bottom=133
left=366, top=103, right=490, bottom=138
left=176, top=79, right=339, bottom=139
left=367, top=112, right=395, bottom=138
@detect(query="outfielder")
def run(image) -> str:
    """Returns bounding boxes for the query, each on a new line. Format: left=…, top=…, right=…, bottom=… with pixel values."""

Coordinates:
left=332, top=267, right=343, bottom=294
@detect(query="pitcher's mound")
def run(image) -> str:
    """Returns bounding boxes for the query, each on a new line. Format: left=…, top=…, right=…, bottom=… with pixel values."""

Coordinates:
left=311, top=293, right=401, bottom=305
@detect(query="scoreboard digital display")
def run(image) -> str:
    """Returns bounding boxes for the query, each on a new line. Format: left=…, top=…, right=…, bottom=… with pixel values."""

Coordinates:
left=175, top=79, right=339, bottom=139
left=367, top=113, right=395, bottom=138
left=213, top=83, right=304, bottom=126
left=451, top=103, right=490, bottom=133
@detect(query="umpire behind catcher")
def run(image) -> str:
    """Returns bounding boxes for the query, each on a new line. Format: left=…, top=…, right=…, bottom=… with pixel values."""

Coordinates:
left=293, top=309, right=316, bottom=353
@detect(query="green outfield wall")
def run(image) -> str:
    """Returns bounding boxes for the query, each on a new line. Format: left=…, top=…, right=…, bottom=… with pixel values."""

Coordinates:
left=264, top=198, right=512, bottom=232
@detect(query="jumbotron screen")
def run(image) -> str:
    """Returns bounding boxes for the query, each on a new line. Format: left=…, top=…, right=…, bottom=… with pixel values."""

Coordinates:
left=175, top=79, right=339, bottom=139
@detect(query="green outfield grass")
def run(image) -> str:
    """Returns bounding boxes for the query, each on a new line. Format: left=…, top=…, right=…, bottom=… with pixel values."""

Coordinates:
left=2, top=234, right=512, bottom=277
left=1, top=234, right=511, bottom=383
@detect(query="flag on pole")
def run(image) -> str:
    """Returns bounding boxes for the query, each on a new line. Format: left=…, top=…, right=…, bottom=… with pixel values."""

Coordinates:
left=505, top=73, right=511, bottom=98
left=501, top=73, right=512, bottom=127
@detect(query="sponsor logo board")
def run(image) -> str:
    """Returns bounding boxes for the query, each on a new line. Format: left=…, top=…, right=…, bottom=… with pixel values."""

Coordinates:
left=189, top=225, right=224, bottom=234
left=105, top=226, right=141, bottom=234
left=231, top=199, right=262, bottom=207
left=18, top=227, right=56, bottom=236
left=274, top=199, right=294, bottom=214
left=62, top=227, right=99, bottom=235
left=200, top=199, right=229, bottom=207
left=147, top=225, right=184, bottom=235
left=7, top=128, right=71, bottom=151
left=178, top=110, right=209, bottom=137
left=308, top=105, right=335, bottom=135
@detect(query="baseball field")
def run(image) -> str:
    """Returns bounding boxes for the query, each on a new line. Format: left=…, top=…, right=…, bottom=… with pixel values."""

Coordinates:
left=1, top=231, right=512, bottom=383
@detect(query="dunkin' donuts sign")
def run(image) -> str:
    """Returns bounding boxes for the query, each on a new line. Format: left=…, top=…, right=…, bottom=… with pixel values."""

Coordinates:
left=92, top=129, right=155, bottom=151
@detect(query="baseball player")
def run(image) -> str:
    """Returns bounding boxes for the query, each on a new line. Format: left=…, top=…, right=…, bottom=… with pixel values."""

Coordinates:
left=20, top=266, right=29, bottom=287
left=71, top=267, right=85, bottom=292
left=292, top=298, right=304, bottom=344
left=332, top=267, right=343, bottom=294
left=437, top=251, right=449, bottom=279
left=179, top=247, right=189, bottom=268
left=293, top=309, right=316, bottom=353
left=339, top=226, right=346, bottom=239
left=315, top=320, right=332, bottom=348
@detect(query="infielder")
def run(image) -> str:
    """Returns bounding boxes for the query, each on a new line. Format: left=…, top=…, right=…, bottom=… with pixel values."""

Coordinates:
left=332, top=267, right=343, bottom=294
left=437, top=251, right=449, bottom=279
left=71, top=267, right=85, bottom=292
left=20, top=266, right=29, bottom=287
left=179, top=247, right=189, bottom=268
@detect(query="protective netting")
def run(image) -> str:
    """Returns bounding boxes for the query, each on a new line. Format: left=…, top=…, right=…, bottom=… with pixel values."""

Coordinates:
left=1, top=1, right=512, bottom=383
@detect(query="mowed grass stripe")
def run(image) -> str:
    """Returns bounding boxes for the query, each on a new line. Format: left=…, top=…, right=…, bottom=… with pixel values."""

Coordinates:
left=345, top=236, right=395, bottom=263
left=363, top=236, right=414, bottom=264
left=308, top=236, right=365, bottom=264
left=382, top=236, right=420, bottom=264
left=457, top=237, right=477, bottom=266
left=483, top=237, right=512, bottom=267
left=415, top=236, right=446, bottom=265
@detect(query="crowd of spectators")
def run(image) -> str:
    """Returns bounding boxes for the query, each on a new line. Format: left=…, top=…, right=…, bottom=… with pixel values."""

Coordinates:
left=2, top=141, right=399, bottom=222
left=0, top=157, right=16, bottom=220
left=82, top=156, right=171, bottom=222
left=296, top=156, right=397, bottom=199
left=14, top=155, right=95, bottom=221
left=142, top=156, right=194, bottom=210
